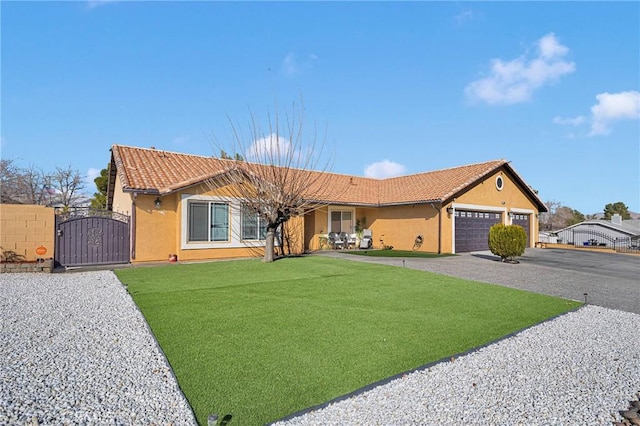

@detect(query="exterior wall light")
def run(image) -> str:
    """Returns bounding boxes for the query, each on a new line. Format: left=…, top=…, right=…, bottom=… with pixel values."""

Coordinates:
left=155, top=197, right=162, bottom=209
left=446, top=206, right=454, bottom=215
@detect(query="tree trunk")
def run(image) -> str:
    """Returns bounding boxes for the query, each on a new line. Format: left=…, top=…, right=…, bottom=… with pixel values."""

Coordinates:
left=264, top=227, right=276, bottom=262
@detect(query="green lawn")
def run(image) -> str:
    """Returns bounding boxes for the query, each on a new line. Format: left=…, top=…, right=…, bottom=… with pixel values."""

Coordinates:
left=116, top=256, right=580, bottom=426
left=344, top=249, right=454, bottom=258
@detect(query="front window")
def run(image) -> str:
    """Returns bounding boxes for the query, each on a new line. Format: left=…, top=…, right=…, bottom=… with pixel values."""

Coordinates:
left=330, top=210, right=353, bottom=233
left=241, top=204, right=267, bottom=240
left=187, top=201, right=229, bottom=242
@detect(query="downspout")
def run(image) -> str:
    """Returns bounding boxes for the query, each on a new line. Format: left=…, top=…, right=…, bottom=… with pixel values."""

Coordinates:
left=131, top=192, right=137, bottom=261
left=429, top=203, right=441, bottom=254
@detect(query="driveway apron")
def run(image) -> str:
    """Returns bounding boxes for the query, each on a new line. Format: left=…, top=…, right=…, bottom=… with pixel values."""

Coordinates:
left=317, top=248, right=640, bottom=314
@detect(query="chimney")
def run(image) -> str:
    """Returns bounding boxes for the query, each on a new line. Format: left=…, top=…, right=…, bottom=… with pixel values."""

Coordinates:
left=611, top=213, right=622, bottom=225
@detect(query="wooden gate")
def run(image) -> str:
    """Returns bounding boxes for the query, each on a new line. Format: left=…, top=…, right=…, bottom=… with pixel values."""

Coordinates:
left=55, top=209, right=130, bottom=267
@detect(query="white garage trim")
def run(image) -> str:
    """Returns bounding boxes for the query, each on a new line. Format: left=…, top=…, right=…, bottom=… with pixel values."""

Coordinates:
left=452, top=203, right=507, bottom=213
left=510, top=207, right=535, bottom=214
left=450, top=203, right=507, bottom=253
left=509, top=208, right=534, bottom=246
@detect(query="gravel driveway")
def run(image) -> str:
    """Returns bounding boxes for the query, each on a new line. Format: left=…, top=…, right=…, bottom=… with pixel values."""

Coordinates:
left=318, top=248, right=640, bottom=314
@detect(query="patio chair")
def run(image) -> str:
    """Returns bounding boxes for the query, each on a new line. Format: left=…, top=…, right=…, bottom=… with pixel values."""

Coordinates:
left=328, top=232, right=345, bottom=249
left=359, top=229, right=373, bottom=249
left=345, top=233, right=357, bottom=249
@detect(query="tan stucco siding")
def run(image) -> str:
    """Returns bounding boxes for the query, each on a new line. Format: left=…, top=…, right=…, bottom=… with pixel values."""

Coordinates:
left=111, top=173, right=132, bottom=215
left=303, top=206, right=330, bottom=251
left=126, top=166, right=541, bottom=260
left=442, top=169, right=540, bottom=251
left=281, top=216, right=304, bottom=254
left=359, top=205, right=440, bottom=252
left=133, top=194, right=177, bottom=262
left=130, top=182, right=305, bottom=262
left=451, top=170, right=535, bottom=211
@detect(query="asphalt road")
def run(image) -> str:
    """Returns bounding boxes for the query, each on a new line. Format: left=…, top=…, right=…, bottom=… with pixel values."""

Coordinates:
left=319, top=248, right=640, bottom=315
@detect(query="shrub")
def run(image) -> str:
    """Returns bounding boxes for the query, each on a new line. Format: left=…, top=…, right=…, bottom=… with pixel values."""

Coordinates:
left=488, top=224, right=527, bottom=262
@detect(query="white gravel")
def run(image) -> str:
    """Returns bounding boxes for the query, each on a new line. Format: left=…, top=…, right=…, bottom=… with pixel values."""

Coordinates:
left=0, top=271, right=197, bottom=425
left=275, top=305, right=640, bottom=426
left=2, top=271, right=638, bottom=426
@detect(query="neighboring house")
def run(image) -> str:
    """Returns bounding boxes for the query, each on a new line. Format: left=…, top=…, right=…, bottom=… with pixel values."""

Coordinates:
left=50, top=195, right=92, bottom=211
left=107, top=145, right=547, bottom=263
left=554, top=215, right=640, bottom=248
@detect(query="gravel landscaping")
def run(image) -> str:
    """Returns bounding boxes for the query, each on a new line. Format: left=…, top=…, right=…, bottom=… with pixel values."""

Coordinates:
left=2, top=269, right=637, bottom=425
left=274, top=305, right=640, bottom=426
left=0, top=271, right=196, bottom=425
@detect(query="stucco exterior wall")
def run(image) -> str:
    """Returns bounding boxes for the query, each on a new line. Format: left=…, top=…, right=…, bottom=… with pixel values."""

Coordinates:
left=111, top=173, right=132, bottom=215
left=0, top=204, right=55, bottom=261
left=441, top=168, right=540, bottom=252
left=133, top=194, right=178, bottom=262
left=452, top=170, right=535, bottom=212
left=118, top=165, right=541, bottom=260
left=129, top=182, right=304, bottom=263
left=358, top=205, right=441, bottom=252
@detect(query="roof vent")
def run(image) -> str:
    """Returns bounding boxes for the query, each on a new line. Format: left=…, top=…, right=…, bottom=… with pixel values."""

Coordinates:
left=150, top=146, right=156, bottom=150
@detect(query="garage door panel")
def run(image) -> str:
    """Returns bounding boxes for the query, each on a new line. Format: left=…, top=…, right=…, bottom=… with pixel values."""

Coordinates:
left=455, top=210, right=502, bottom=253
left=512, top=214, right=530, bottom=247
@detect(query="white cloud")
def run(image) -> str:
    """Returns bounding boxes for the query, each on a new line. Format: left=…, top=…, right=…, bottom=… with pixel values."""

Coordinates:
left=589, top=91, right=640, bottom=136
left=552, top=116, right=586, bottom=126
left=281, top=52, right=318, bottom=76
left=87, top=168, right=101, bottom=181
left=247, top=133, right=295, bottom=161
left=465, top=33, right=575, bottom=105
left=282, top=53, right=297, bottom=75
left=454, top=9, right=474, bottom=26
left=364, top=160, right=407, bottom=179
left=85, top=167, right=101, bottom=189
left=539, top=33, right=569, bottom=59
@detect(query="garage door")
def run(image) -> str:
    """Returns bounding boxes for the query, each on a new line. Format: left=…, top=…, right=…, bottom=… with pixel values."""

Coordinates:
left=512, top=214, right=530, bottom=247
left=455, top=210, right=502, bottom=252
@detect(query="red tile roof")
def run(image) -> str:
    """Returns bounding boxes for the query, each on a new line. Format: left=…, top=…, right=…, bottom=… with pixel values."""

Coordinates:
left=110, top=145, right=543, bottom=208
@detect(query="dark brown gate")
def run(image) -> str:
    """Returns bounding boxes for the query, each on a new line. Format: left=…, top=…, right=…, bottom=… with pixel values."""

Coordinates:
left=55, top=209, right=130, bottom=267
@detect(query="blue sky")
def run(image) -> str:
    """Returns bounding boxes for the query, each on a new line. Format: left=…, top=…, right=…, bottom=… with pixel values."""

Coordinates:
left=2, top=1, right=639, bottom=214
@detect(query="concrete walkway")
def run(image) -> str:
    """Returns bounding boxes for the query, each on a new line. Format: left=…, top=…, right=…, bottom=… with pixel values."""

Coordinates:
left=315, top=248, right=640, bottom=314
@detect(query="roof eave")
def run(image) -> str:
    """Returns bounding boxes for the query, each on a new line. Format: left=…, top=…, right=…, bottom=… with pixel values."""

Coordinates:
left=378, top=199, right=443, bottom=207
left=122, top=188, right=161, bottom=195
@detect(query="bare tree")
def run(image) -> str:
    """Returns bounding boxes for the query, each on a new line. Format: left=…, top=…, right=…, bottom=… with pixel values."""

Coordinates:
left=51, top=166, right=86, bottom=208
left=0, top=159, right=52, bottom=205
left=21, top=164, right=53, bottom=205
left=1, top=159, right=22, bottom=203
left=207, top=101, right=343, bottom=262
left=540, top=200, right=586, bottom=230
left=539, top=200, right=560, bottom=231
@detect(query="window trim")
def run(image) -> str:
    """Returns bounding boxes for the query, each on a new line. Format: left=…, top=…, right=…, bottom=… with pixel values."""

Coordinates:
left=181, top=194, right=269, bottom=250
left=185, top=199, right=230, bottom=244
left=240, top=204, right=267, bottom=241
left=327, top=207, right=356, bottom=234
